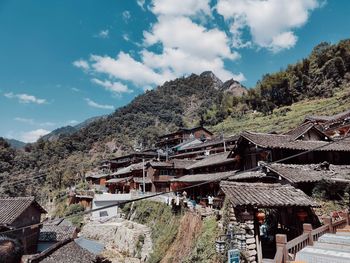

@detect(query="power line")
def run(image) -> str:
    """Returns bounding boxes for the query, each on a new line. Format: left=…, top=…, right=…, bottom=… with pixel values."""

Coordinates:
left=2, top=132, right=350, bottom=235
left=1, top=94, right=349, bottom=189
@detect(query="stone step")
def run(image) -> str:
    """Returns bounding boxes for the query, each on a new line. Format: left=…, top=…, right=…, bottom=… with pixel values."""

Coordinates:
left=314, top=241, right=350, bottom=252
left=295, top=246, right=350, bottom=263
left=318, top=233, right=350, bottom=246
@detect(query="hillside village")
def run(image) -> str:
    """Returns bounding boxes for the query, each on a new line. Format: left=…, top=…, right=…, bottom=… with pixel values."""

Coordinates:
left=1, top=106, right=350, bottom=263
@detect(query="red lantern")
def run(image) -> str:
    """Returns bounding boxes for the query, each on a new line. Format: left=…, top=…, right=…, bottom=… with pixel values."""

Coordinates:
left=297, top=210, right=308, bottom=222
left=256, top=211, right=265, bottom=224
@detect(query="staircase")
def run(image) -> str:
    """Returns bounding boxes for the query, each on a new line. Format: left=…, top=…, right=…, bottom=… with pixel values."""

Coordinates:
left=295, top=230, right=350, bottom=262
left=269, top=211, right=350, bottom=263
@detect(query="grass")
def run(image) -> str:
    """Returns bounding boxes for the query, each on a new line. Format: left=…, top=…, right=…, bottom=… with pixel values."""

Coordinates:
left=212, top=87, right=350, bottom=135
left=122, top=200, right=181, bottom=263
left=184, top=217, right=220, bottom=263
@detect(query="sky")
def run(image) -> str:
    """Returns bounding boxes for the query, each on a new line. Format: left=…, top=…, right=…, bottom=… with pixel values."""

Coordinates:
left=0, top=0, right=349, bottom=143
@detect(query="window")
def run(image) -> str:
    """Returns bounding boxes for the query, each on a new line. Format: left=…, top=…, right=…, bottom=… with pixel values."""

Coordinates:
left=99, top=211, right=108, bottom=217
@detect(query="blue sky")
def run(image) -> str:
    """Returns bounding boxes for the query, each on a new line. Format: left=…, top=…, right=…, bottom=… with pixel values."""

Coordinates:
left=0, top=0, right=349, bottom=142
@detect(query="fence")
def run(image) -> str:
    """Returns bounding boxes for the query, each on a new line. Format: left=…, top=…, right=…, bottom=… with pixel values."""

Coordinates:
left=272, top=211, right=350, bottom=263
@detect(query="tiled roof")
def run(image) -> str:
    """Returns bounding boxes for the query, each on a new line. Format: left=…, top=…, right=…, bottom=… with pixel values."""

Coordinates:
left=227, top=171, right=266, bottom=181
left=105, top=177, right=131, bottom=184
left=284, top=122, right=329, bottom=140
left=266, top=163, right=350, bottom=183
left=85, top=172, right=109, bottom=179
left=38, top=240, right=97, bottom=263
left=305, top=109, right=350, bottom=123
left=171, top=159, right=197, bottom=169
left=39, top=225, right=77, bottom=242
left=220, top=181, right=319, bottom=208
left=240, top=131, right=350, bottom=151
left=179, top=135, right=238, bottom=152
left=132, top=177, right=152, bottom=184
left=171, top=171, right=235, bottom=183
left=0, top=196, right=46, bottom=225
left=186, top=151, right=235, bottom=170
left=115, top=162, right=145, bottom=175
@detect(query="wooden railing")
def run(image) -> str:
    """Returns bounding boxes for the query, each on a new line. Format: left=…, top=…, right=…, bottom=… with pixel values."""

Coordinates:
left=270, top=211, right=350, bottom=263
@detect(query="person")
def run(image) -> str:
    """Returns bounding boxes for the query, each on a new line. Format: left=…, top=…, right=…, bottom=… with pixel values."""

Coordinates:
left=208, top=195, right=214, bottom=209
left=0, top=235, right=24, bottom=263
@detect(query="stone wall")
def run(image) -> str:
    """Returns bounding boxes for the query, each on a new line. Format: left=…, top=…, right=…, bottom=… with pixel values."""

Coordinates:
left=80, top=218, right=152, bottom=262
left=228, top=204, right=258, bottom=263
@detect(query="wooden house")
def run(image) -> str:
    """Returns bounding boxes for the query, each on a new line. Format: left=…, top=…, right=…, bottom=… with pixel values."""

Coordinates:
left=108, top=151, right=162, bottom=171
left=265, top=162, right=350, bottom=195
left=220, top=181, right=319, bottom=262
left=157, top=126, right=213, bottom=149
left=172, top=135, right=238, bottom=159
left=304, top=109, right=350, bottom=138
left=146, top=159, right=195, bottom=192
left=0, top=197, right=46, bottom=254
left=231, top=130, right=350, bottom=170
left=186, top=151, right=236, bottom=174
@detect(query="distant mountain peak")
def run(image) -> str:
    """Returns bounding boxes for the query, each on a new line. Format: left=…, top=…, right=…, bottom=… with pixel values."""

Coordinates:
left=199, top=71, right=223, bottom=89
left=220, top=79, right=247, bottom=97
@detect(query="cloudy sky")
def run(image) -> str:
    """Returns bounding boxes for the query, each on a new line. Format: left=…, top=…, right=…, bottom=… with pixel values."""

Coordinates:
left=0, top=0, right=349, bottom=142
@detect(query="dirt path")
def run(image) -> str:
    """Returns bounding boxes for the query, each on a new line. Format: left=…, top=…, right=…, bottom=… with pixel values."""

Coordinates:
left=160, top=212, right=202, bottom=263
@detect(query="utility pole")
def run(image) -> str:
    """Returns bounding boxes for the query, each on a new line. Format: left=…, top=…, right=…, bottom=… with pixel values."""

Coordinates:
left=222, top=130, right=226, bottom=152
left=142, top=157, right=146, bottom=194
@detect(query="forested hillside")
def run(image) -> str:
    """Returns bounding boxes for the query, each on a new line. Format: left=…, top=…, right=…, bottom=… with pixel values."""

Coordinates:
left=1, top=39, right=350, bottom=200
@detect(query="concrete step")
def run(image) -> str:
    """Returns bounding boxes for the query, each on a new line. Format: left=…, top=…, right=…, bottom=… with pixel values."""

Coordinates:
left=318, top=233, right=350, bottom=246
left=295, top=246, right=350, bottom=263
left=314, top=241, right=350, bottom=252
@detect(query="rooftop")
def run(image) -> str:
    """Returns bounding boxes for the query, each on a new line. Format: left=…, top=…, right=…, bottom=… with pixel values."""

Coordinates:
left=0, top=196, right=46, bottom=225
left=239, top=131, right=350, bottom=152
left=171, top=171, right=235, bottom=183
left=266, top=163, right=350, bottom=184
left=39, top=225, right=77, bottom=242
left=186, top=151, right=235, bottom=170
left=220, top=181, right=319, bottom=208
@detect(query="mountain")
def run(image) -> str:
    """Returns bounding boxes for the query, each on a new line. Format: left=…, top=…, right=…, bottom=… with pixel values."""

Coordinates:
left=41, top=115, right=106, bottom=142
left=4, top=138, right=26, bottom=149
left=1, top=39, right=350, bottom=199
left=220, top=79, right=247, bottom=96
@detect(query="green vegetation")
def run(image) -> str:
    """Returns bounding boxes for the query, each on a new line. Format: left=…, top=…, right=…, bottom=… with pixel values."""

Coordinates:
left=212, top=87, right=350, bottom=135
left=1, top=39, right=350, bottom=204
left=122, top=200, right=181, bottom=263
left=184, top=217, right=220, bottom=263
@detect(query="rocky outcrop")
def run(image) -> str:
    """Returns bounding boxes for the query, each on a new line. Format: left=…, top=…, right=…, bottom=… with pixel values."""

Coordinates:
left=220, top=79, right=247, bottom=97
left=80, top=218, right=152, bottom=262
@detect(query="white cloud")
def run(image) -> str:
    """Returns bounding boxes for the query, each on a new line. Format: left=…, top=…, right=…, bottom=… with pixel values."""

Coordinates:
left=216, top=0, right=320, bottom=51
left=91, top=78, right=133, bottom=94
left=96, top=29, right=109, bottom=39
left=4, top=92, right=47, bottom=104
left=20, top=129, right=51, bottom=143
left=74, top=0, right=245, bottom=89
left=73, top=59, right=90, bottom=70
left=14, top=117, right=34, bottom=125
left=85, top=98, right=114, bottom=110
left=122, top=10, right=131, bottom=22
left=137, top=0, right=146, bottom=10
left=150, top=0, right=211, bottom=16
left=71, top=87, right=80, bottom=92
left=90, top=52, right=171, bottom=86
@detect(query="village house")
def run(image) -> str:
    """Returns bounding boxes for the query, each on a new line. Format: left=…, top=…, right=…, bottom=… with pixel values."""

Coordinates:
left=219, top=181, right=319, bottom=262
left=156, top=126, right=213, bottom=149
left=37, top=223, right=77, bottom=252
left=230, top=129, right=350, bottom=170
left=264, top=162, right=350, bottom=196
left=304, top=109, right=350, bottom=138
left=0, top=197, right=46, bottom=254
left=186, top=151, right=236, bottom=174
left=172, top=134, right=238, bottom=159
left=146, top=159, right=195, bottom=192
left=107, top=150, right=163, bottom=172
